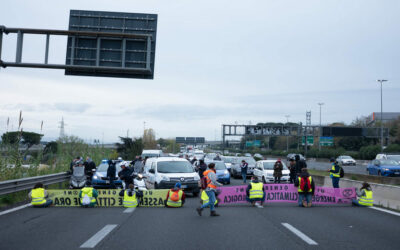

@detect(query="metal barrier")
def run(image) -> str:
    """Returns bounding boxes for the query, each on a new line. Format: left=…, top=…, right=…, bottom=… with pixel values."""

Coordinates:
left=0, top=172, right=70, bottom=196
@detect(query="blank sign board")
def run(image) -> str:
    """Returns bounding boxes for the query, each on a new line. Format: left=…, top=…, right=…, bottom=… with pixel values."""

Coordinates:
left=65, top=10, right=157, bottom=79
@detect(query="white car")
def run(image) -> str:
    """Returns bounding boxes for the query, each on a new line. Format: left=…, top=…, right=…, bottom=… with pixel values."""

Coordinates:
left=143, top=157, right=200, bottom=196
left=336, top=155, right=356, bottom=166
left=376, top=154, right=400, bottom=164
left=253, top=160, right=290, bottom=183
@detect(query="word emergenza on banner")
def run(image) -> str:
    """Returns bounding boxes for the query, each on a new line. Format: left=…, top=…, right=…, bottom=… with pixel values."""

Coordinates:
left=48, top=189, right=169, bottom=207
left=218, top=184, right=356, bottom=205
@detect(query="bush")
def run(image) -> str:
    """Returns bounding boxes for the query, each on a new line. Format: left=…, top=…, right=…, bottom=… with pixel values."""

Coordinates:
left=384, top=144, right=400, bottom=153
left=359, top=145, right=381, bottom=160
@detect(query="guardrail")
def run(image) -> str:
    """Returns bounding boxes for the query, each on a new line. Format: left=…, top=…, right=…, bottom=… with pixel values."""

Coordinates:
left=0, top=172, right=70, bottom=196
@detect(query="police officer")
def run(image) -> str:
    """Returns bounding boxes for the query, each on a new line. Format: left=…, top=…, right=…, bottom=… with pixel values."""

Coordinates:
left=29, top=182, right=53, bottom=208
left=119, top=184, right=141, bottom=208
left=328, top=157, right=341, bottom=188
left=79, top=183, right=98, bottom=207
left=352, top=182, right=374, bottom=207
left=246, top=176, right=265, bottom=208
left=165, top=182, right=185, bottom=208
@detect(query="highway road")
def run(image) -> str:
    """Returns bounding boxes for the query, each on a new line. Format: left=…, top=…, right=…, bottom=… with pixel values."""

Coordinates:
left=1, top=178, right=399, bottom=250
left=305, top=161, right=369, bottom=175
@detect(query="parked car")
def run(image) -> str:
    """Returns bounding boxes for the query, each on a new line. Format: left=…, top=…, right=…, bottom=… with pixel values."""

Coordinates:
left=221, top=156, right=235, bottom=172
left=376, top=154, right=400, bottom=164
left=254, top=153, right=263, bottom=159
left=336, top=155, right=357, bottom=166
left=205, top=160, right=230, bottom=184
left=141, top=149, right=163, bottom=158
left=253, top=160, right=290, bottom=183
left=91, top=161, right=123, bottom=188
left=143, top=157, right=200, bottom=196
left=230, top=157, right=256, bottom=178
left=244, top=153, right=252, bottom=157
left=367, top=159, right=400, bottom=177
left=286, top=153, right=306, bottom=161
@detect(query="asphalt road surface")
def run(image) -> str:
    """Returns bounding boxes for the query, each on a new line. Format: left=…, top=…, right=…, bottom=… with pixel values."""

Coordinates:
left=1, top=178, right=399, bottom=250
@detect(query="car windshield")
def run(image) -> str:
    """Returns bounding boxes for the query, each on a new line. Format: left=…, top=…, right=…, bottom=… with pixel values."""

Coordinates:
left=342, top=156, right=352, bottom=159
left=222, top=157, right=234, bottom=163
left=237, top=157, right=256, bottom=164
left=142, top=153, right=159, bottom=158
left=97, top=163, right=122, bottom=172
left=387, top=155, right=400, bottom=161
left=214, top=162, right=226, bottom=170
left=380, top=160, right=399, bottom=166
left=263, top=162, right=288, bottom=170
left=157, top=161, right=194, bottom=173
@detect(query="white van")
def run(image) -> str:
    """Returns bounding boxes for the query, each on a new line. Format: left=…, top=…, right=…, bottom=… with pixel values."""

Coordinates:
left=142, top=149, right=163, bottom=158
left=143, top=157, right=200, bottom=196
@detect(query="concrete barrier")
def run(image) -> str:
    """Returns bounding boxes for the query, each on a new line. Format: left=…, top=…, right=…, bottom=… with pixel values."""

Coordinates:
left=313, top=175, right=400, bottom=210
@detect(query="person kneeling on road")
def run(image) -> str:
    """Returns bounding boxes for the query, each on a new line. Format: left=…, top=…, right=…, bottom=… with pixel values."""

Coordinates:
left=29, top=182, right=53, bottom=208
left=165, top=182, right=186, bottom=208
left=196, top=163, right=223, bottom=216
left=352, top=182, right=373, bottom=207
left=119, top=184, right=142, bottom=208
left=295, top=168, right=315, bottom=207
left=79, top=183, right=98, bottom=207
left=246, top=176, right=266, bottom=208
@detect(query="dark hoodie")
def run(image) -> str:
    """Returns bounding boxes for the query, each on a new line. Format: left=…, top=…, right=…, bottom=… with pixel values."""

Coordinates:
left=294, top=172, right=315, bottom=195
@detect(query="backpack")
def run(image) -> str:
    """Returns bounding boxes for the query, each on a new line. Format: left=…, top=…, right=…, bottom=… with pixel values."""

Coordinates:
left=82, top=194, right=91, bottom=205
left=200, top=176, right=208, bottom=190
left=300, top=177, right=310, bottom=192
left=170, top=190, right=180, bottom=202
left=339, top=166, right=345, bottom=178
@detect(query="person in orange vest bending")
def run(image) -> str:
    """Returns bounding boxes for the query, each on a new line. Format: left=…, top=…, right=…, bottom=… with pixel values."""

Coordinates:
left=165, top=182, right=186, bottom=208
left=196, top=163, right=223, bottom=216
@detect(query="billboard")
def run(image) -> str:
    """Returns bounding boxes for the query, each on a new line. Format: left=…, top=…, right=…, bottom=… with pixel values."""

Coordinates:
left=175, top=137, right=205, bottom=144
left=65, top=10, right=157, bottom=79
left=245, top=125, right=297, bottom=136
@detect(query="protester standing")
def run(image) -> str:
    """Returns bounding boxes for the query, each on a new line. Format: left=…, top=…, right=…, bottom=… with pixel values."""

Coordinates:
left=107, top=160, right=116, bottom=189
left=196, top=163, right=223, bottom=216
left=288, top=158, right=296, bottom=184
left=240, top=160, right=249, bottom=184
left=29, top=182, right=53, bottom=208
left=273, top=160, right=283, bottom=183
left=352, top=182, right=374, bottom=207
left=328, top=157, right=341, bottom=188
left=294, top=168, right=315, bottom=207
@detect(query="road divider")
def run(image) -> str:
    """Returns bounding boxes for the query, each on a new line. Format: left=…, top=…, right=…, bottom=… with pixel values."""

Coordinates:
left=80, top=224, right=117, bottom=248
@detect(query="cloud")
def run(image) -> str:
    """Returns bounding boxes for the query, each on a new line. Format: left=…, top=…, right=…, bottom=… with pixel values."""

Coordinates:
left=53, top=103, right=91, bottom=113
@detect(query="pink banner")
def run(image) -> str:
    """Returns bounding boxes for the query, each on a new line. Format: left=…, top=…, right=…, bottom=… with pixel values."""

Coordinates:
left=218, top=184, right=356, bottom=205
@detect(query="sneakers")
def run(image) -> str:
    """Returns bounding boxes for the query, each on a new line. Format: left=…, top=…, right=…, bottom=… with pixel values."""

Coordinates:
left=302, top=200, right=307, bottom=207
left=255, top=203, right=263, bottom=208
left=210, top=211, right=220, bottom=216
left=196, top=207, right=203, bottom=216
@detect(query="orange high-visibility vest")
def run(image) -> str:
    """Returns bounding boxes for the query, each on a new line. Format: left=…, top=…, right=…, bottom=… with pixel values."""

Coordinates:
left=203, top=170, right=217, bottom=189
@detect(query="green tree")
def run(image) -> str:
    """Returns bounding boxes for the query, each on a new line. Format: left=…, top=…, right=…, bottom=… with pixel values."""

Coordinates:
left=116, top=137, right=144, bottom=159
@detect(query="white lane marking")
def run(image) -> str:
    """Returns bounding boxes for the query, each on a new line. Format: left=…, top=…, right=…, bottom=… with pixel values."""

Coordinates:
left=0, top=203, right=32, bottom=216
left=369, top=207, right=400, bottom=217
left=123, top=207, right=136, bottom=213
left=282, top=223, right=318, bottom=245
left=80, top=224, right=117, bottom=248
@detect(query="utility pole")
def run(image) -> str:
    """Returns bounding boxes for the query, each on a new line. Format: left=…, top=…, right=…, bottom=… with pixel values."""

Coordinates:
left=377, top=80, right=387, bottom=151
left=285, top=115, right=290, bottom=152
left=318, top=103, right=324, bottom=151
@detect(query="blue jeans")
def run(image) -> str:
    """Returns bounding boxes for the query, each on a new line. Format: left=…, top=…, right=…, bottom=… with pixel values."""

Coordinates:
left=201, top=190, right=216, bottom=211
left=246, top=193, right=266, bottom=204
left=332, top=177, right=340, bottom=188
left=352, top=199, right=368, bottom=207
left=298, top=193, right=312, bottom=207
left=241, top=170, right=247, bottom=183
left=33, top=199, right=53, bottom=208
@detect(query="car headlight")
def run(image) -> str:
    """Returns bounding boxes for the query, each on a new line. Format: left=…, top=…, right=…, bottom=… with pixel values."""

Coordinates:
left=194, top=175, right=200, bottom=181
left=224, top=170, right=229, bottom=175
left=161, top=175, right=170, bottom=181
left=383, top=168, right=390, bottom=171
left=93, top=175, right=98, bottom=180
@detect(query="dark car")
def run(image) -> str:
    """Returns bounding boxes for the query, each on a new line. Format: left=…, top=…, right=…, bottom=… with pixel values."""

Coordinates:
left=367, top=159, right=400, bottom=177
left=91, top=160, right=123, bottom=188
left=286, top=153, right=306, bottom=161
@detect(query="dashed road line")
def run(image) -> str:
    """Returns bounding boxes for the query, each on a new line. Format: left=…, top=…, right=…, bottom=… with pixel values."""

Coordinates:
left=123, top=207, right=136, bottom=213
left=369, top=207, right=400, bottom=217
left=0, top=203, right=32, bottom=216
left=80, top=224, right=117, bottom=248
left=282, top=223, right=318, bottom=245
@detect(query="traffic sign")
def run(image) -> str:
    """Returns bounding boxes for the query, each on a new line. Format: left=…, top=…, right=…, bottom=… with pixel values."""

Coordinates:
left=319, top=137, right=334, bottom=146
left=301, top=136, right=314, bottom=146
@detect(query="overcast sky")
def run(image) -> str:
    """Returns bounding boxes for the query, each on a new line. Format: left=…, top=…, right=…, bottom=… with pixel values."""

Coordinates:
left=0, top=0, right=399, bottom=143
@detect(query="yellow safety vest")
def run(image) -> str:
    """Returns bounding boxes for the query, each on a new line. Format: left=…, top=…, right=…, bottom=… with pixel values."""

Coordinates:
left=167, top=190, right=183, bottom=207
left=80, top=187, right=96, bottom=204
left=359, top=190, right=373, bottom=207
left=123, top=190, right=138, bottom=208
left=298, top=176, right=313, bottom=192
left=330, top=164, right=340, bottom=178
left=249, top=182, right=264, bottom=199
left=31, top=188, right=46, bottom=205
left=201, top=190, right=218, bottom=205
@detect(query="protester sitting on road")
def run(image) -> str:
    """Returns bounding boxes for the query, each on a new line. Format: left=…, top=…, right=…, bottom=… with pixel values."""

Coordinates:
left=119, top=184, right=142, bottom=208
left=273, top=160, right=283, bottom=183
left=240, top=160, right=249, bottom=184
left=79, top=183, right=98, bottom=207
left=165, top=182, right=186, bottom=208
left=352, top=182, right=374, bottom=207
left=294, top=168, right=315, bottom=207
left=246, top=176, right=265, bottom=208
left=197, top=163, right=223, bottom=216
left=288, top=158, right=296, bottom=184
left=29, top=182, right=53, bottom=208
left=328, top=157, right=341, bottom=188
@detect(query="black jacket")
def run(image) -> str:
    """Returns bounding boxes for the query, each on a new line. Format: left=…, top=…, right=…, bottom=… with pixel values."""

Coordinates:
left=294, top=173, right=315, bottom=194
left=295, top=160, right=307, bottom=174
left=107, top=162, right=116, bottom=178
left=118, top=168, right=133, bottom=184
left=198, top=163, right=208, bottom=178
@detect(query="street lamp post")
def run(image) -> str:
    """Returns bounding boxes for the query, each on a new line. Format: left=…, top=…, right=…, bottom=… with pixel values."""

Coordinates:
left=318, top=103, right=324, bottom=151
left=377, top=79, right=388, bottom=151
left=285, top=115, right=290, bottom=151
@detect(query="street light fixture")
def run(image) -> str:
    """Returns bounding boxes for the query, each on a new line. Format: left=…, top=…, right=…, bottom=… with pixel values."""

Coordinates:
left=318, top=103, right=324, bottom=151
left=377, top=79, right=388, bottom=151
